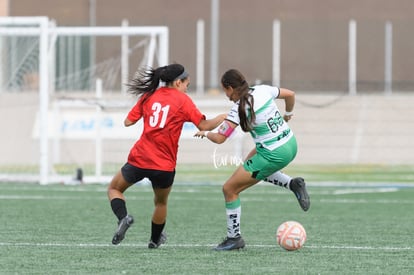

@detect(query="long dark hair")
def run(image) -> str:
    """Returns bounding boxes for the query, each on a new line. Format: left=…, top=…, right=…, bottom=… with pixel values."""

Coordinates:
left=127, top=63, right=188, bottom=98
left=221, top=69, right=255, bottom=132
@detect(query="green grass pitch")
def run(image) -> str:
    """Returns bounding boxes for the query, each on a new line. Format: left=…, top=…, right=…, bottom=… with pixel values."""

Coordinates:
left=0, top=182, right=413, bottom=274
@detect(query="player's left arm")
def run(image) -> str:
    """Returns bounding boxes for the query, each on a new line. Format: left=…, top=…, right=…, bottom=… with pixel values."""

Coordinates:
left=277, top=88, right=295, bottom=122
left=194, top=119, right=237, bottom=144
left=196, top=113, right=227, bottom=131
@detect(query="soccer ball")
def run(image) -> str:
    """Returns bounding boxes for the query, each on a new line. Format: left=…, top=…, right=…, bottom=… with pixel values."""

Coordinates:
left=276, top=221, right=306, bottom=251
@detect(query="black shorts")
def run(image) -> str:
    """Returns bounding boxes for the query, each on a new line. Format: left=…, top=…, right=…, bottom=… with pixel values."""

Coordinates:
left=121, top=163, right=175, bottom=189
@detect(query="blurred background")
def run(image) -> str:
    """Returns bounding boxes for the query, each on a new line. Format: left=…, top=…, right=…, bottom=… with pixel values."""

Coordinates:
left=0, top=0, right=413, bottom=184
left=2, top=0, right=414, bottom=91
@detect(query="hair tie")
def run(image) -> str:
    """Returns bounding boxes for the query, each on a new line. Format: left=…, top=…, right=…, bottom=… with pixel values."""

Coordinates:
left=174, top=70, right=189, bottom=80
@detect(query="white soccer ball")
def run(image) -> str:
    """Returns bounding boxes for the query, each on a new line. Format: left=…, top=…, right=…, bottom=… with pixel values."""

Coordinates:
left=276, top=221, right=307, bottom=251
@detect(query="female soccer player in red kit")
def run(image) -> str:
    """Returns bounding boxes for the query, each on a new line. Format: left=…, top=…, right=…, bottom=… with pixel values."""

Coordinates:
left=108, top=64, right=225, bottom=248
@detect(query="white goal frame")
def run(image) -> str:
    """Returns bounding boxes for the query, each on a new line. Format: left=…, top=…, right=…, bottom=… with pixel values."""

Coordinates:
left=0, top=16, right=169, bottom=184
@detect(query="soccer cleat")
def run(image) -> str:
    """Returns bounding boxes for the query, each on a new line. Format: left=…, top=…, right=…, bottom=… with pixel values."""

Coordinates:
left=148, top=231, right=167, bottom=249
left=214, top=236, right=245, bottom=251
left=290, top=177, right=310, bottom=211
left=112, top=214, right=134, bottom=245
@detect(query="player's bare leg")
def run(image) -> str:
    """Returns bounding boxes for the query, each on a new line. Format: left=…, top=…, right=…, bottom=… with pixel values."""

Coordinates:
left=148, top=186, right=171, bottom=248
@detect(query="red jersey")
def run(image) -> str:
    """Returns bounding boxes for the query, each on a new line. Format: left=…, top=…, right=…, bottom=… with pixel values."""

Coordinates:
left=126, top=87, right=205, bottom=171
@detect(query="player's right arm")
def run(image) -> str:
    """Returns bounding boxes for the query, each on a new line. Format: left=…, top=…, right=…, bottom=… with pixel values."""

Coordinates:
left=124, top=117, right=137, bottom=127
left=124, top=100, right=143, bottom=127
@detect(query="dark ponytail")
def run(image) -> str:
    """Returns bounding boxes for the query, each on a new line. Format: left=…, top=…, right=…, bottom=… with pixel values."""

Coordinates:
left=127, top=63, right=188, bottom=97
left=221, top=69, right=255, bottom=132
left=238, top=90, right=255, bottom=132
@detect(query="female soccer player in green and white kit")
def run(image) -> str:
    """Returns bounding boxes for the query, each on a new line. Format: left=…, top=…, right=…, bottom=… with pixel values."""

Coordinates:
left=194, top=69, right=310, bottom=251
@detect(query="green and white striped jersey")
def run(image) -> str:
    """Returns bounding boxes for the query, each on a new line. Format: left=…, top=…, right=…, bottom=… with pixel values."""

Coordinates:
left=226, top=85, right=293, bottom=151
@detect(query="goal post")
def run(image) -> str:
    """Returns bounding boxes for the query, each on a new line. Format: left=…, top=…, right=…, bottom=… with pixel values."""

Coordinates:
left=0, top=16, right=169, bottom=184
left=0, top=16, right=50, bottom=184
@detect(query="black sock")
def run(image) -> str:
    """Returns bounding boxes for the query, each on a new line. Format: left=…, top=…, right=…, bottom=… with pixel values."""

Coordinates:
left=151, top=221, right=165, bottom=243
left=110, top=198, right=127, bottom=221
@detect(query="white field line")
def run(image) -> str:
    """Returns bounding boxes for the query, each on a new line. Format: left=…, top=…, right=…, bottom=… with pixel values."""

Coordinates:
left=0, top=182, right=413, bottom=193
left=0, top=185, right=408, bottom=196
left=0, top=242, right=411, bottom=251
left=332, top=187, right=399, bottom=194
left=0, top=194, right=413, bottom=204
